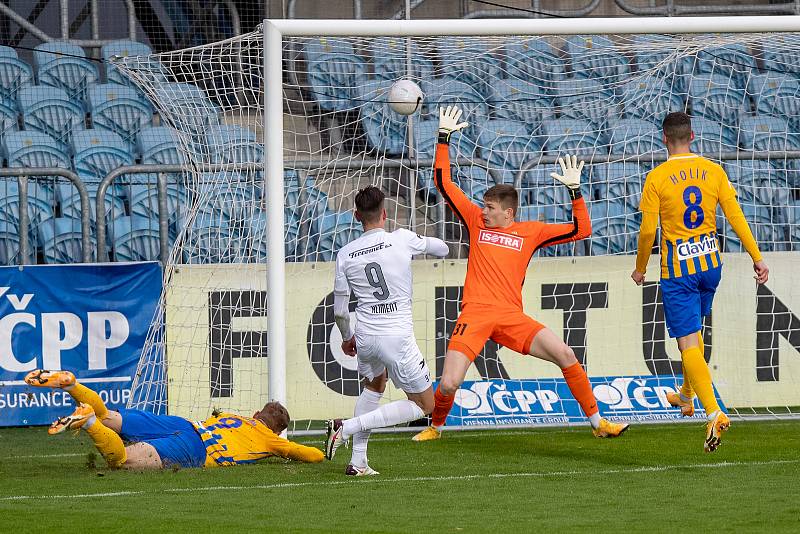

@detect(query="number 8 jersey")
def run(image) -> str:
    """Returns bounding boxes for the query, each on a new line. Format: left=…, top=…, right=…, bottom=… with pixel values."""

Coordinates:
left=334, top=228, right=431, bottom=336
left=639, top=153, right=736, bottom=279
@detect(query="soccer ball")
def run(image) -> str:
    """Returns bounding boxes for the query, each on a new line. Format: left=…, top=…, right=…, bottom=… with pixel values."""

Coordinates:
left=388, top=79, right=423, bottom=115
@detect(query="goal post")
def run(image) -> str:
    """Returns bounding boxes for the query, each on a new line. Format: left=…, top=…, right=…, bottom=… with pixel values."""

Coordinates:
left=119, top=15, right=800, bottom=430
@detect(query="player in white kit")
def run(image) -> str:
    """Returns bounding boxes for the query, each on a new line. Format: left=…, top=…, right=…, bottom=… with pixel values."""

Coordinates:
left=324, top=186, right=449, bottom=475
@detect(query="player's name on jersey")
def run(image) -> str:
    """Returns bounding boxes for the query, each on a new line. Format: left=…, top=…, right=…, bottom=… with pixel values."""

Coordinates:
left=667, top=167, right=707, bottom=185
left=370, top=301, right=398, bottom=314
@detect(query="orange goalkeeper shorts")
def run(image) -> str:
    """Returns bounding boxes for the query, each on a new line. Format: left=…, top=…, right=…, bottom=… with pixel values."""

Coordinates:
left=446, top=303, right=545, bottom=361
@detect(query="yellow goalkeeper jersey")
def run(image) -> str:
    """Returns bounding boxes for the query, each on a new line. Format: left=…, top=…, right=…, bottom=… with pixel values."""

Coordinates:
left=192, top=412, right=324, bottom=467
left=639, top=153, right=736, bottom=279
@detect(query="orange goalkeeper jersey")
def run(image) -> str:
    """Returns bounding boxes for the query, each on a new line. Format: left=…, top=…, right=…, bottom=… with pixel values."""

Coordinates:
left=192, top=412, right=324, bottom=467
left=434, top=143, right=591, bottom=309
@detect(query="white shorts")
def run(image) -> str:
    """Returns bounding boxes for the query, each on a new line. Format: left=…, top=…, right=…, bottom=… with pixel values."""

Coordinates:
left=354, top=333, right=432, bottom=394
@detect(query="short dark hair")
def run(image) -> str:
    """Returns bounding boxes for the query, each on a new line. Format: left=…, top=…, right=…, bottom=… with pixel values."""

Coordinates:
left=483, top=184, right=518, bottom=216
left=354, top=185, right=385, bottom=224
left=662, top=112, right=692, bottom=143
left=256, top=401, right=290, bottom=434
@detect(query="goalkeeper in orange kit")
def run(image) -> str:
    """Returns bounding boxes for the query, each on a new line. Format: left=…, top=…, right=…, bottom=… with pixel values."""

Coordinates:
left=25, top=369, right=324, bottom=468
left=413, top=106, right=630, bottom=441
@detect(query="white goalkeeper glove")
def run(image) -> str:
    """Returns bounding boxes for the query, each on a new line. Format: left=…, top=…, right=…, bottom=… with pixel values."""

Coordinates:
left=550, top=154, right=585, bottom=199
left=438, top=106, right=469, bottom=144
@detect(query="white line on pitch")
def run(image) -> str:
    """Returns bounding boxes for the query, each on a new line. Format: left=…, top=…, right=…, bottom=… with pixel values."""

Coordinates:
left=1, top=458, right=797, bottom=502
left=7, top=453, right=85, bottom=459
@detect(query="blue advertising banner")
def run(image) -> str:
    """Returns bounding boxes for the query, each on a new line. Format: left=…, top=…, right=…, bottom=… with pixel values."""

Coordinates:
left=442, top=375, right=726, bottom=426
left=0, top=262, right=162, bottom=426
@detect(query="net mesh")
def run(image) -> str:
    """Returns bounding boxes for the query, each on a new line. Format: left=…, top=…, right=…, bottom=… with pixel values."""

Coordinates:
left=116, top=28, right=800, bottom=430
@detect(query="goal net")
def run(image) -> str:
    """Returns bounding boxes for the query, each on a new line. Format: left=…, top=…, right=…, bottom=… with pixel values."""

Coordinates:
left=116, top=20, right=800, bottom=432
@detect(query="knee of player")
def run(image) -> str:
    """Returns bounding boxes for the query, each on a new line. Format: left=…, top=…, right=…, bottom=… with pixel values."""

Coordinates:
left=438, top=379, right=460, bottom=397
left=556, top=345, right=578, bottom=368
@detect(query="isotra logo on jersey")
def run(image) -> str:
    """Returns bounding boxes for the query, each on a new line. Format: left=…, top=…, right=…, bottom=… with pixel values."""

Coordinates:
left=478, top=229, right=523, bottom=251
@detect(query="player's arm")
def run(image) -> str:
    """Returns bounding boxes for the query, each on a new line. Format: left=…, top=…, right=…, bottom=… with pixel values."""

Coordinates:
left=632, top=174, right=660, bottom=285
left=535, top=155, right=591, bottom=249
left=718, top=178, right=769, bottom=284
left=333, top=254, right=356, bottom=355
left=434, top=106, right=482, bottom=227
left=401, top=229, right=449, bottom=258
left=266, top=434, right=325, bottom=463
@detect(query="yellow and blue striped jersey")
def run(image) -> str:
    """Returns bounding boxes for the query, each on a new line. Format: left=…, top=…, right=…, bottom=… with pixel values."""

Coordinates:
left=192, top=412, right=324, bottom=467
left=639, top=153, right=737, bottom=279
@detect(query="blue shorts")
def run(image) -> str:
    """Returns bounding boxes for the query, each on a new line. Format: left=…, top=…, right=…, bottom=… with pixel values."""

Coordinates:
left=118, top=409, right=207, bottom=468
left=660, top=266, right=722, bottom=338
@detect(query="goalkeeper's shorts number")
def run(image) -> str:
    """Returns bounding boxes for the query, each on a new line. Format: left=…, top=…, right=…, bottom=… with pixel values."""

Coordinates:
left=453, top=323, right=468, bottom=336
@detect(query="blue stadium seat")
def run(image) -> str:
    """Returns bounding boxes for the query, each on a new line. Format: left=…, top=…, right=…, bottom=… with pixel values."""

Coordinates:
left=690, top=118, right=738, bottom=158
left=554, top=76, right=617, bottom=125
left=71, top=129, right=133, bottom=182
left=540, top=118, right=608, bottom=158
left=760, top=36, right=800, bottom=75
left=152, top=82, right=220, bottom=136
left=34, top=41, right=99, bottom=103
left=606, top=118, right=665, bottom=161
left=746, top=73, right=800, bottom=130
left=37, top=216, right=94, bottom=263
left=505, top=38, right=566, bottom=96
left=88, top=83, right=153, bottom=151
left=182, top=210, right=237, bottom=263
left=112, top=215, right=160, bottom=261
left=0, top=215, right=36, bottom=265
left=370, top=37, right=434, bottom=82
left=358, top=80, right=407, bottom=156
left=206, top=124, right=262, bottom=165
left=138, top=126, right=185, bottom=164
left=0, top=46, right=33, bottom=101
left=695, top=43, right=757, bottom=90
left=315, top=210, right=363, bottom=255
left=101, top=40, right=153, bottom=86
left=593, top=161, right=645, bottom=212
left=421, top=77, right=487, bottom=131
left=566, top=35, right=629, bottom=81
left=244, top=208, right=301, bottom=262
left=738, top=115, right=800, bottom=152
left=620, top=76, right=685, bottom=121
left=197, top=172, right=258, bottom=222
left=304, top=38, right=367, bottom=112
left=630, top=35, right=694, bottom=93
left=5, top=130, right=70, bottom=169
left=588, top=201, right=639, bottom=255
left=488, top=78, right=554, bottom=131
left=688, top=73, right=748, bottom=124
left=725, top=159, right=790, bottom=209
left=478, top=119, right=540, bottom=184
left=0, top=178, right=55, bottom=237
left=58, top=181, right=126, bottom=226
left=18, top=86, right=83, bottom=150
left=436, top=36, right=502, bottom=101
left=0, top=96, right=19, bottom=142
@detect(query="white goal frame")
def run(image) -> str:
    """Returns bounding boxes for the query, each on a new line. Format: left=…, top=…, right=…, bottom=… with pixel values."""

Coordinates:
left=262, top=15, right=800, bottom=407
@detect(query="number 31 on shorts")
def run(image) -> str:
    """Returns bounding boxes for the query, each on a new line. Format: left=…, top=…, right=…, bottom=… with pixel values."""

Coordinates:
left=453, top=323, right=468, bottom=336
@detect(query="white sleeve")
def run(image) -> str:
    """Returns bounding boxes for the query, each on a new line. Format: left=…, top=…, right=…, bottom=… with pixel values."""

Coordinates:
left=397, top=229, right=449, bottom=257
left=423, top=237, right=449, bottom=258
left=333, top=254, right=353, bottom=339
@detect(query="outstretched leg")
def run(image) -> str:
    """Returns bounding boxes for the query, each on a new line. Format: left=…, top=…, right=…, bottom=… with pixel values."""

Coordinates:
left=411, top=349, right=471, bottom=442
left=49, top=403, right=128, bottom=468
left=348, top=373, right=386, bottom=471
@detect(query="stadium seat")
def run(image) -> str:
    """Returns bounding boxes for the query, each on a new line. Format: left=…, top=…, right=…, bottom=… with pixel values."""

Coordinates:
left=370, top=37, right=434, bottom=82
left=182, top=210, right=237, bottom=264
left=520, top=165, right=571, bottom=222
left=18, top=86, right=84, bottom=150
left=315, top=210, right=363, bottom=255
left=112, top=215, right=161, bottom=261
left=152, top=82, right=221, bottom=136
left=0, top=216, right=36, bottom=265
left=206, top=124, right=263, bottom=165
left=688, top=73, right=748, bottom=125
left=34, top=41, right=99, bottom=103
left=58, top=181, right=126, bottom=226
left=421, top=77, right=487, bottom=131
left=565, top=35, right=629, bottom=81
left=71, top=129, right=134, bottom=182
left=88, top=83, right=154, bottom=151
left=540, top=118, right=608, bottom=158
left=630, top=34, right=693, bottom=93
left=554, top=76, right=618, bottom=125
left=620, top=76, right=685, bottom=122
left=689, top=118, right=738, bottom=157
left=244, top=208, right=301, bottom=262
left=695, top=43, right=757, bottom=90
left=197, top=172, right=258, bottom=223
left=746, top=73, right=800, bottom=130
left=505, top=37, right=566, bottom=96
left=738, top=115, right=800, bottom=152
left=589, top=201, right=639, bottom=255
left=101, top=40, right=153, bottom=86
left=357, top=80, right=407, bottom=156
left=37, top=216, right=94, bottom=263
left=304, top=37, right=367, bottom=112
left=0, top=46, right=34, bottom=101
left=593, top=161, right=645, bottom=213
left=138, top=126, right=186, bottom=164
left=0, top=96, right=19, bottom=142
left=488, top=78, right=554, bottom=132
left=478, top=119, right=541, bottom=184
left=436, top=36, right=502, bottom=101
left=725, top=159, right=790, bottom=209
left=0, top=178, right=55, bottom=237
left=606, top=118, right=663, bottom=155
left=759, top=36, right=800, bottom=75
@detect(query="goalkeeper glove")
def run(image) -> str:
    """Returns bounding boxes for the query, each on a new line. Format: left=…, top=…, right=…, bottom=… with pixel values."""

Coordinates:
left=438, top=105, right=469, bottom=144
left=550, top=154, right=585, bottom=200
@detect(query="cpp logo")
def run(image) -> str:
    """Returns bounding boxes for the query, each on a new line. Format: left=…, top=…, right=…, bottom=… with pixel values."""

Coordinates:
left=452, top=381, right=563, bottom=415
left=0, top=287, right=129, bottom=373
left=593, top=377, right=676, bottom=410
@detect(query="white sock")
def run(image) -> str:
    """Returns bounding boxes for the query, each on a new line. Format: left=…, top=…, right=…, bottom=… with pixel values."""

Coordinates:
left=83, top=414, right=97, bottom=429
left=589, top=412, right=601, bottom=429
left=343, top=399, right=425, bottom=439
left=349, top=388, right=382, bottom=468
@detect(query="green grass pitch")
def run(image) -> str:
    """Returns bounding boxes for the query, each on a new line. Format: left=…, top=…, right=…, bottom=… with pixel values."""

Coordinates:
left=1, top=421, right=798, bottom=532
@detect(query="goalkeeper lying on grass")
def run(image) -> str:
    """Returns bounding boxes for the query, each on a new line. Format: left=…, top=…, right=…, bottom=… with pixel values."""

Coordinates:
left=24, top=369, right=324, bottom=469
